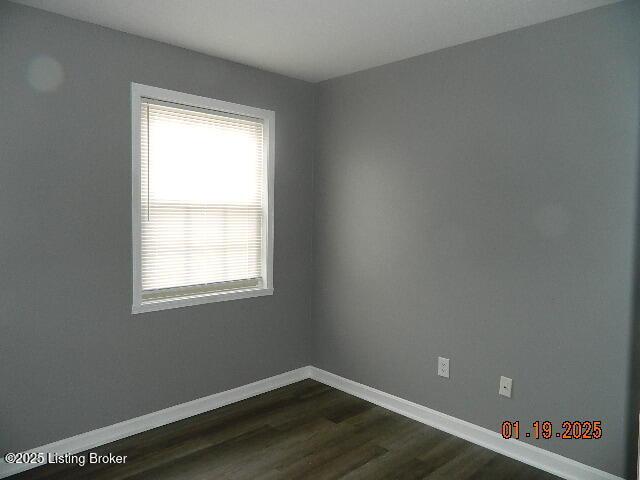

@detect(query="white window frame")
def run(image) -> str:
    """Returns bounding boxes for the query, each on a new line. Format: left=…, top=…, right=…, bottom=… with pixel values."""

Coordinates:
left=131, top=83, right=274, bottom=314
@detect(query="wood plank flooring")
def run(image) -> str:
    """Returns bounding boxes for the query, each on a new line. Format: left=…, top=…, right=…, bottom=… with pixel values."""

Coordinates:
left=12, top=380, right=560, bottom=479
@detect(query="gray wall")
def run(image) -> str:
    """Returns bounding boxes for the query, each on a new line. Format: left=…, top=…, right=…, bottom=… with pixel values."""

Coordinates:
left=0, top=2, right=315, bottom=453
left=313, top=2, right=639, bottom=476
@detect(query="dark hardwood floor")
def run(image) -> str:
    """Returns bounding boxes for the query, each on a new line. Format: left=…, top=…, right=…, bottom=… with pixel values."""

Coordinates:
left=13, top=380, right=560, bottom=479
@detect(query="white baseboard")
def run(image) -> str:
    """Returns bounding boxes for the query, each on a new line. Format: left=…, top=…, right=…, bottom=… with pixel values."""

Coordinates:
left=0, top=366, right=310, bottom=479
left=308, top=367, right=623, bottom=480
left=1, top=365, right=623, bottom=480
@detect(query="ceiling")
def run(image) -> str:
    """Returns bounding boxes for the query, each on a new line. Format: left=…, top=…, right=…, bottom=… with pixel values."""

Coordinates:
left=14, top=0, right=619, bottom=82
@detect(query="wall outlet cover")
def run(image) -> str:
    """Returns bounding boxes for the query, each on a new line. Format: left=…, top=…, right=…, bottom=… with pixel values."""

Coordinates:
left=438, top=357, right=450, bottom=379
left=499, top=376, right=513, bottom=398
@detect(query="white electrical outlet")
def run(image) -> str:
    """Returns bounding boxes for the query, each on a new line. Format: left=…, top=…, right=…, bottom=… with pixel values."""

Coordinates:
left=437, top=357, right=450, bottom=378
left=499, top=376, right=512, bottom=398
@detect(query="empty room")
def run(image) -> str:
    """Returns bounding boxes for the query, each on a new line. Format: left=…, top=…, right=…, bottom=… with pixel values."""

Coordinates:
left=1, top=0, right=639, bottom=479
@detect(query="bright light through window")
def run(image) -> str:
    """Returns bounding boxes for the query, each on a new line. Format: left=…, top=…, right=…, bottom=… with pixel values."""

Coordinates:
left=132, top=84, right=274, bottom=313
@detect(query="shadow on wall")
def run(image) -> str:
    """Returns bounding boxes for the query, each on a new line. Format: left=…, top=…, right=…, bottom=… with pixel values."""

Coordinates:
left=626, top=85, right=640, bottom=480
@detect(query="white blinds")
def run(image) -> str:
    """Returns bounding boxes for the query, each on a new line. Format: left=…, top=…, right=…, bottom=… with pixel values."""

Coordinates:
left=140, top=99, right=265, bottom=301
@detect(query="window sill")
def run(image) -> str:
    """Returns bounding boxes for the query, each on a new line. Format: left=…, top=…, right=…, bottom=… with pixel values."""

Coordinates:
left=132, top=287, right=273, bottom=314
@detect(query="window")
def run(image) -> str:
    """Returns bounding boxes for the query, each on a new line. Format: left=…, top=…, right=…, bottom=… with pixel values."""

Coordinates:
left=131, top=84, right=274, bottom=313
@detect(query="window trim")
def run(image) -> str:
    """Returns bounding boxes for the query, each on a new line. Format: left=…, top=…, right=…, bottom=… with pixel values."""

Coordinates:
left=131, top=83, right=274, bottom=314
